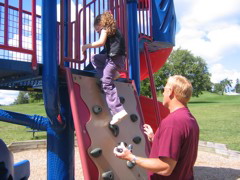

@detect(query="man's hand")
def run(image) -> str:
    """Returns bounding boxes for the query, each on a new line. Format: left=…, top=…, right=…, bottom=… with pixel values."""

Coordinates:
left=114, top=142, right=177, bottom=176
left=113, top=142, right=134, bottom=161
left=143, top=124, right=154, bottom=142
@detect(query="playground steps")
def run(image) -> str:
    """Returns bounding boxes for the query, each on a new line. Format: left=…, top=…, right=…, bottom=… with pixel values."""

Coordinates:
left=0, top=76, right=42, bottom=91
left=66, top=70, right=149, bottom=179
left=0, top=59, right=42, bottom=91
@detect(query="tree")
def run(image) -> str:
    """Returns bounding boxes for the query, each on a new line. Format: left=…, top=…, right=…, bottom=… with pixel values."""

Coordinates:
left=235, top=79, right=240, bottom=93
left=220, top=78, right=232, bottom=95
left=140, top=78, right=152, bottom=97
left=140, top=48, right=212, bottom=97
left=213, top=83, right=223, bottom=94
left=140, top=63, right=170, bottom=97
left=28, top=92, right=43, bottom=103
left=13, top=91, right=29, bottom=104
left=213, top=79, right=232, bottom=95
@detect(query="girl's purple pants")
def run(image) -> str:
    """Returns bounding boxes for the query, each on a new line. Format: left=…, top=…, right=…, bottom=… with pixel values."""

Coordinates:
left=91, top=54, right=125, bottom=115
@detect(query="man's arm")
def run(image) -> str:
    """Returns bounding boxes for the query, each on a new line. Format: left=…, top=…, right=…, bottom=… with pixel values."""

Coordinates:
left=131, top=155, right=177, bottom=176
left=113, top=144, right=177, bottom=176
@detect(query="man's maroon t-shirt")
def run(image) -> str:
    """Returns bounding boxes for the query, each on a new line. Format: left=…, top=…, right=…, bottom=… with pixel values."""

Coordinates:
left=148, top=107, right=199, bottom=180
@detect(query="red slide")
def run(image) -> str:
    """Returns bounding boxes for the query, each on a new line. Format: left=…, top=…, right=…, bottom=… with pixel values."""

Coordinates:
left=140, top=46, right=173, bottom=81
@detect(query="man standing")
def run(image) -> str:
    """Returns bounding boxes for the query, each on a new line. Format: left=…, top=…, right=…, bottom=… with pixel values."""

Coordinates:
left=114, top=75, right=199, bottom=180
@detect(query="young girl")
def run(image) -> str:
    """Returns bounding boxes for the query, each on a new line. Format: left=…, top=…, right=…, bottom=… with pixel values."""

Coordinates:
left=82, top=11, right=127, bottom=125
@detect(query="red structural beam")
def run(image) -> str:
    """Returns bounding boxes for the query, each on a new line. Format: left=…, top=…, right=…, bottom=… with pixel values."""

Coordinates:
left=31, top=0, right=37, bottom=70
left=0, top=44, right=35, bottom=54
left=4, top=0, right=9, bottom=46
left=143, top=43, right=162, bottom=126
left=18, top=0, right=23, bottom=48
left=0, top=2, right=41, bottom=17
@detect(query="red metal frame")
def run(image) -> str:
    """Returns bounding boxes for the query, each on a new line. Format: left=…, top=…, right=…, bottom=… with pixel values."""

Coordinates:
left=19, top=0, right=23, bottom=48
left=31, top=0, right=37, bottom=69
left=0, top=1, right=39, bottom=69
left=0, top=0, right=153, bottom=73
left=59, top=0, right=130, bottom=75
left=143, top=42, right=161, bottom=126
left=4, top=0, right=9, bottom=46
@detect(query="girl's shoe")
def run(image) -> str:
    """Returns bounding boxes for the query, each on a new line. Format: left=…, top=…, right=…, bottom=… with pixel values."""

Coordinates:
left=110, top=110, right=127, bottom=125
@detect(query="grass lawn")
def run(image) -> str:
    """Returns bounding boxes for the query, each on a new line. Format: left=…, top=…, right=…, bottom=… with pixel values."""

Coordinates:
left=0, top=102, right=47, bottom=145
left=0, top=92, right=240, bottom=151
left=188, top=92, right=240, bottom=151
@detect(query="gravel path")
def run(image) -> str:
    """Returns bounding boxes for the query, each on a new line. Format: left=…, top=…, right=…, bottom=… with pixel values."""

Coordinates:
left=13, top=148, right=240, bottom=180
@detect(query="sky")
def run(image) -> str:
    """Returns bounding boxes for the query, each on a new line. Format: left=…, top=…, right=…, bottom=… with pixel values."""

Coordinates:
left=0, top=0, right=240, bottom=105
left=174, top=0, right=240, bottom=85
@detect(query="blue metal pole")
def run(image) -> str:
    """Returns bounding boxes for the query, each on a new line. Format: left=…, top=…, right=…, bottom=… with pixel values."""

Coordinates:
left=64, top=0, right=70, bottom=67
left=127, top=0, right=140, bottom=94
left=0, top=110, right=48, bottom=131
left=42, top=0, right=74, bottom=179
left=47, top=86, right=74, bottom=180
left=42, top=0, right=62, bottom=129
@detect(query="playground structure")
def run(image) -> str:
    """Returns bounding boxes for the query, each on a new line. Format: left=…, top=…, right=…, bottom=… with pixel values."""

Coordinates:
left=0, top=0, right=176, bottom=179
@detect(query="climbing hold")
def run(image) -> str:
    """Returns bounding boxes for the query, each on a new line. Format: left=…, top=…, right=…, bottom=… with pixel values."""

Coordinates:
left=116, top=142, right=131, bottom=153
left=133, top=136, right=141, bottom=144
left=126, top=161, right=135, bottom=169
left=102, top=171, right=114, bottom=180
left=127, top=144, right=133, bottom=152
left=90, top=148, right=102, bottom=158
left=119, top=96, right=125, bottom=104
left=92, top=105, right=102, bottom=114
left=117, top=142, right=128, bottom=147
left=130, top=114, right=138, bottom=122
left=116, top=147, right=123, bottom=153
left=108, top=124, right=119, bottom=137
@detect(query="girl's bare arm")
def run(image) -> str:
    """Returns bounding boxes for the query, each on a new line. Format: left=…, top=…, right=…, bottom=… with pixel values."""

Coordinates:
left=82, top=29, right=107, bottom=52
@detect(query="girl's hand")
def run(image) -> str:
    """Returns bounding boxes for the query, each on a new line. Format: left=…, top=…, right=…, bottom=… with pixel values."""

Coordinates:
left=143, top=124, right=154, bottom=142
left=82, top=44, right=88, bottom=53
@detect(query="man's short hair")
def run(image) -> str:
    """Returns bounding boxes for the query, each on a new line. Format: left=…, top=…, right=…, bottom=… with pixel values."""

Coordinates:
left=167, top=75, right=193, bottom=103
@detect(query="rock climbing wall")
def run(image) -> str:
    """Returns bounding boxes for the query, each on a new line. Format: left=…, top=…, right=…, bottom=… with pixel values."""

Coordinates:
left=72, top=75, right=149, bottom=180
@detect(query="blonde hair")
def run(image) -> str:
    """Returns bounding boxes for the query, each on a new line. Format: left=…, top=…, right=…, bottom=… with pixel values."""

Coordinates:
left=94, top=11, right=116, bottom=36
left=167, top=75, right=193, bottom=103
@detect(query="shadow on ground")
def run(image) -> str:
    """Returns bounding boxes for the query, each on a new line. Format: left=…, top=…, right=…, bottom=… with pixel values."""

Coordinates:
left=194, top=166, right=240, bottom=180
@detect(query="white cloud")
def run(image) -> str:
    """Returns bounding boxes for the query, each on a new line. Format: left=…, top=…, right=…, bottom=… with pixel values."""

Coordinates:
left=175, top=24, right=240, bottom=64
left=36, top=5, right=42, bottom=15
left=0, top=90, right=18, bottom=105
left=210, top=64, right=240, bottom=85
left=176, top=0, right=240, bottom=28
left=174, top=0, right=240, bottom=83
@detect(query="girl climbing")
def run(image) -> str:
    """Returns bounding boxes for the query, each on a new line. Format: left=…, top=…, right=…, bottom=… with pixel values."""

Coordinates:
left=82, top=11, right=127, bottom=125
